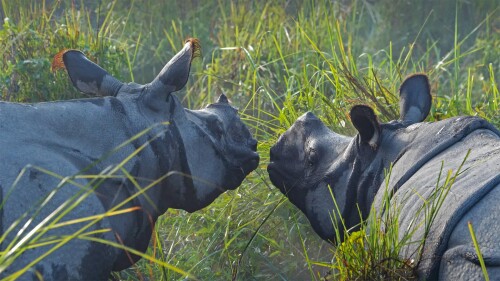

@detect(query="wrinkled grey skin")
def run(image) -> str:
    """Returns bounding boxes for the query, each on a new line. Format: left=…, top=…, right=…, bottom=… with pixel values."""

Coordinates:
left=268, top=74, right=500, bottom=280
left=0, top=39, right=259, bottom=280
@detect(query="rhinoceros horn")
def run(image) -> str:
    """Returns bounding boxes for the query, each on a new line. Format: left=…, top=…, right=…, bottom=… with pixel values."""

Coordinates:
left=52, top=49, right=124, bottom=96
left=217, top=93, right=229, bottom=104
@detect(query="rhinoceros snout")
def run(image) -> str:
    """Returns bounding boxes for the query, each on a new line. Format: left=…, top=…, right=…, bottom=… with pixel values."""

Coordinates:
left=243, top=135, right=260, bottom=176
left=269, top=143, right=280, bottom=161
left=267, top=143, right=287, bottom=188
left=238, top=136, right=259, bottom=174
left=223, top=152, right=259, bottom=191
left=232, top=137, right=259, bottom=180
left=248, top=138, right=258, bottom=152
left=244, top=153, right=260, bottom=173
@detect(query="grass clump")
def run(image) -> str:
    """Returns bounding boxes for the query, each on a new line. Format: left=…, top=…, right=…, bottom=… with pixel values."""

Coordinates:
left=324, top=154, right=470, bottom=281
left=0, top=0, right=127, bottom=102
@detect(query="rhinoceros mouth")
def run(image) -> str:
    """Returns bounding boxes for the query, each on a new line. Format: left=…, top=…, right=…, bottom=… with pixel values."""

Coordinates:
left=266, top=162, right=280, bottom=177
left=242, top=153, right=260, bottom=174
left=267, top=162, right=293, bottom=192
left=225, top=153, right=259, bottom=190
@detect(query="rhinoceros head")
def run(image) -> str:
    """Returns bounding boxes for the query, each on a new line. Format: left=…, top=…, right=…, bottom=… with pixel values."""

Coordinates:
left=55, top=39, right=259, bottom=213
left=268, top=112, right=352, bottom=241
left=268, top=74, right=431, bottom=242
left=192, top=94, right=259, bottom=191
left=170, top=94, right=260, bottom=211
left=268, top=112, right=350, bottom=204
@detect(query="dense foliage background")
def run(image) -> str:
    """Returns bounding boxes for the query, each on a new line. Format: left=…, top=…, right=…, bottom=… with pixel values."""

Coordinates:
left=0, top=0, right=498, bottom=280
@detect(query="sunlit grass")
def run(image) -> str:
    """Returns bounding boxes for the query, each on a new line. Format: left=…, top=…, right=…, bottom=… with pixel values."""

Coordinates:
left=468, top=222, right=490, bottom=281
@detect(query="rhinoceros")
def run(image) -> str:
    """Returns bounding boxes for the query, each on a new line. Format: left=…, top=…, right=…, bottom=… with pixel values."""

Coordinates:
left=267, top=74, right=500, bottom=280
left=0, top=39, right=259, bottom=280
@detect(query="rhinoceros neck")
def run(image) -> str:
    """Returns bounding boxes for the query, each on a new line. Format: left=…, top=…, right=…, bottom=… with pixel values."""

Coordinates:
left=110, top=95, right=184, bottom=217
left=322, top=126, right=405, bottom=233
left=337, top=140, right=388, bottom=232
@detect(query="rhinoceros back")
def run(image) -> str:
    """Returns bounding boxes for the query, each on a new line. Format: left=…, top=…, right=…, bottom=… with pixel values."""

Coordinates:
left=0, top=100, right=135, bottom=280
left=0, top=152, right=118, bottom=280
left=372, top=116, right=500, bottom=280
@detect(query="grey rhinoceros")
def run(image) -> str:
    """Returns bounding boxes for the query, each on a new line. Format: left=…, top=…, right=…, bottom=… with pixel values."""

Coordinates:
left=0, top=38, right=259, bottom=280
left=267, top=74, right=500, bottom=280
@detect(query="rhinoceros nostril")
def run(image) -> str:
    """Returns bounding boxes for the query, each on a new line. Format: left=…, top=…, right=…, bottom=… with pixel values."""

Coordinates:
left=250, top=154, right=260, bottom=166
left=240, top=154, right=259, bottom=175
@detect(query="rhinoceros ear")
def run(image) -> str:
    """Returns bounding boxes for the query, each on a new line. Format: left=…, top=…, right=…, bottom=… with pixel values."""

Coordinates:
left=350, top=105, right=380, bottom=149
left=52, top=49, right=123, bottom=96
left=144, top=38, right=201, bottom=110
left=399, top=74, right=431, bottom=124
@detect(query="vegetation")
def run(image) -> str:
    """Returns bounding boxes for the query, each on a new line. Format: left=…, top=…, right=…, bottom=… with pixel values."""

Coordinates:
left=0, top=0, right=498, bottom=280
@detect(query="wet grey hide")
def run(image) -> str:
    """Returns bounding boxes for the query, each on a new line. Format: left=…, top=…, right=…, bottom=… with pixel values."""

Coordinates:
left=0, top=39, right=259, bottom=280
left=268, top=74, right=500, bottom=280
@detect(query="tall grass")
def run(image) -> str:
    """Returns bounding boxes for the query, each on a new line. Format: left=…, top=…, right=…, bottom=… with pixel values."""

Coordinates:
left=322, top=152, right=469, bottom=281
left=0, top=0, right=498, bottom=280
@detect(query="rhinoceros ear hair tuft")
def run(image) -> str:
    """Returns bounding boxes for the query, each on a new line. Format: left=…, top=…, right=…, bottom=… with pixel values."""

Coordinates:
left=187, top=38, right=202, bottom=61
left=51, top=49, right=70, bottom=72
left=350, top=105, right=380, bottom=150
left=399, top=73, right=432, bottom=124
left=52, top=49, right=123, bottom=97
